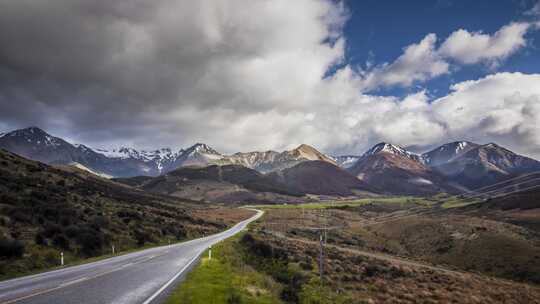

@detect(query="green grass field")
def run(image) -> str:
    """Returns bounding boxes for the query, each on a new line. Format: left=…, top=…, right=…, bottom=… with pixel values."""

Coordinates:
left=250, top=196, right=435, bottom=210
left=250, top=194, right=485, bottom=211
left=166, top=234, right=282, bottom=304
left=440, top=197, right=482, bottom=209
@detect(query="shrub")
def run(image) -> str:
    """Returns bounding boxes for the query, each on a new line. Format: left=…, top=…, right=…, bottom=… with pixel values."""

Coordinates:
left=134, top=229, right=152, bottom=247
left=43, top=223, right=63, bottom=238
left=53, top=234, right=70, bottom=250
left=35, top=232, right=47, bottom=246
left=77, top=228, right=104, bottom=256
left=65, top=225, right=80, bottom=238
left=90, top=216, right=109, bottom=230
left=0, top=238, right=25, bottom=258
left=8, top=208, right=32, bottom=223
left=240, top=233, right=286, bottom=259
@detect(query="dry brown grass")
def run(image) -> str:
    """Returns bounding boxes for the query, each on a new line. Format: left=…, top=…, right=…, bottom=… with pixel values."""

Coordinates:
left=251, top=204, right=540, bottom=302
left=251, top=229, right=540, bottom=303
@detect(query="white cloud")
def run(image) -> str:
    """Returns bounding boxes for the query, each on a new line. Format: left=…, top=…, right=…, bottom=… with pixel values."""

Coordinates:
left=431, top=72, right=540, bottom=157
left=360, top=21, right=535, bottom=91
left=359, top=34, right=449, bottom=90
left=324, top=72, right=540, bottom=158
left=439, top=22, right=532, bottom=66
left=526, top=1, right=540, bottom=16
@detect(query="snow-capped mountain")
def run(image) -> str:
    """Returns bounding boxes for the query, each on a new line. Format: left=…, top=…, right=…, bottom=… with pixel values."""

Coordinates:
left=430, top=142, right=540, bottom=189
left=361, top=142, right=422, bottom=162
left=421, top=141, right=479, bottom=166
left=347, top=142, right=457, bottom=195
left=0, top=127, right=91, bottom=164
left=5, top=127, right=539, bottom=192
left=90, top=143, right=228, bottom=176
left=225, top=144, right=336, bottom=173
left=168, top=143, right=225, bottom=169
left=94, top=147, right=179, bottom=173
left=226, top=151, right=280, bottom=172
left=0, top=127, right=341, bottom=177
left=0, top=127, right=182, bottom=177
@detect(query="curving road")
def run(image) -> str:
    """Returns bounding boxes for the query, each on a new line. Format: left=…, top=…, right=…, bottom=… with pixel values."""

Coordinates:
left=0, top=209, right=263, bottom=304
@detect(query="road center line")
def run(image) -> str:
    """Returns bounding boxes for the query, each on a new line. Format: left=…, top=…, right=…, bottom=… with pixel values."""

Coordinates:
left=0, top=254, right=160, bottom=304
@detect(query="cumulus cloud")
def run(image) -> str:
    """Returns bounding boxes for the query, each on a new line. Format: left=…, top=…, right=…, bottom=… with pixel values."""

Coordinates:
left=0, top=1, right=540, bottom=159
left=334, top=72, right=540, bottom=158
left=431, top=72, right=540, bottom=157
left=359, top=34, right=449, bottom=90
left=439, top=22, right=532, bottom=66
left=360, top=22, right=536, bottom=90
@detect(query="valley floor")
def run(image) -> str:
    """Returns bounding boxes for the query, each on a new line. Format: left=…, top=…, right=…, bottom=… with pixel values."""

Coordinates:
left=169, top=198, right=540, bottom=303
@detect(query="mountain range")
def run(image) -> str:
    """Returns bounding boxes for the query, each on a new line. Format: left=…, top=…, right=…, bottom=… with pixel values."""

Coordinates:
left=0, top=127, right=338, bottom=178
left=2, top=126, right=540, bottom=197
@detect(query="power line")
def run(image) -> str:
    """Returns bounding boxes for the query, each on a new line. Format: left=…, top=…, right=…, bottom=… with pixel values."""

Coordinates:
left=488, top=183, right=540, bottom=199
left=438, top=173, right=540, bottom=205
left=460, top=177, right=540, bottom=200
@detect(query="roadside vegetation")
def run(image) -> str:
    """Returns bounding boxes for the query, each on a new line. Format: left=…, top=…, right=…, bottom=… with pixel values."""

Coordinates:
left=170, top=219, right=540, bottom=304
left=166, top=231, right=354, bottom=304
left=0, top=149, right=250, bottom=280
left=166, top=233, right=283, bottom=304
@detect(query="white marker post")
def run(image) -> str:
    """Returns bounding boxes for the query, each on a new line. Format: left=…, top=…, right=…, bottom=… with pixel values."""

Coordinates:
left=60, top=252, right=64, bottom=266
left=208, top=245, right=212, bottom=260
left=112, top=245, right=115, bottom=255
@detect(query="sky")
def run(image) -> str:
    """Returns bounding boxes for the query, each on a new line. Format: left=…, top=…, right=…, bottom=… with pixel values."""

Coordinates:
left=1, top=0, right=540, bottom=158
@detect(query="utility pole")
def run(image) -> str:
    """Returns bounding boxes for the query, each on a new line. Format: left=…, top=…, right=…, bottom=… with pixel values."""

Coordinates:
left=265, top=207, right=343, bottom=286
left=319, top=231, right=324, bottom=283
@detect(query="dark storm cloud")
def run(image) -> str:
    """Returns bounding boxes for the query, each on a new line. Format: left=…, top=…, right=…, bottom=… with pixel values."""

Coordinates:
left=0, top=0, right=348, bottom=150
left=0, top=1, right=539, bottom=159
left=0, top=0, right=351, bottom=151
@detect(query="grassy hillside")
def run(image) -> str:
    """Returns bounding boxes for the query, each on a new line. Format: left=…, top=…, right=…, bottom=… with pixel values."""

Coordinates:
left=267, top=160, right=375, bottom=196
left=120, top=164, right=306, bottom=205
left=257, top=198, right=540, bottom=286
left=0, top=149, right=243, bottom=279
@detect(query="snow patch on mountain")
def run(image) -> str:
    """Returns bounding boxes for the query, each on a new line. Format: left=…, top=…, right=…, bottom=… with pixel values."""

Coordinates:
left=70, top=162, right=113, bottom=179
left=332, top=155, right=361, bottom=168
left=410, top=177, right=434, bottom=185
left=363, top=143, right=420, bottom=161
left=421, top=141, right=479, bottom=166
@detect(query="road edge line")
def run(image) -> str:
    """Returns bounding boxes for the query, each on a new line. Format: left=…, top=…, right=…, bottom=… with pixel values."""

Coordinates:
left=141, top=251, right=202, bottom=304
left=141, top=209, right=263, bottom=304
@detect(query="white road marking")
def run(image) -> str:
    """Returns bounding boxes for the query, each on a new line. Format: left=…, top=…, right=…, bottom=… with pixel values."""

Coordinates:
left=141, top=209, right=264, bottom=304
left=59, top=277, right=88, bottom=287
left=140, top=253, right=202, bottom=304
left=1, top=209, right=264, bottom=304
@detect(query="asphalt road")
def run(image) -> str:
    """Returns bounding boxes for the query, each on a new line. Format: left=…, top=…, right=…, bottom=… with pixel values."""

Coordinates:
left=0, top=209, right=263, bottom=304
